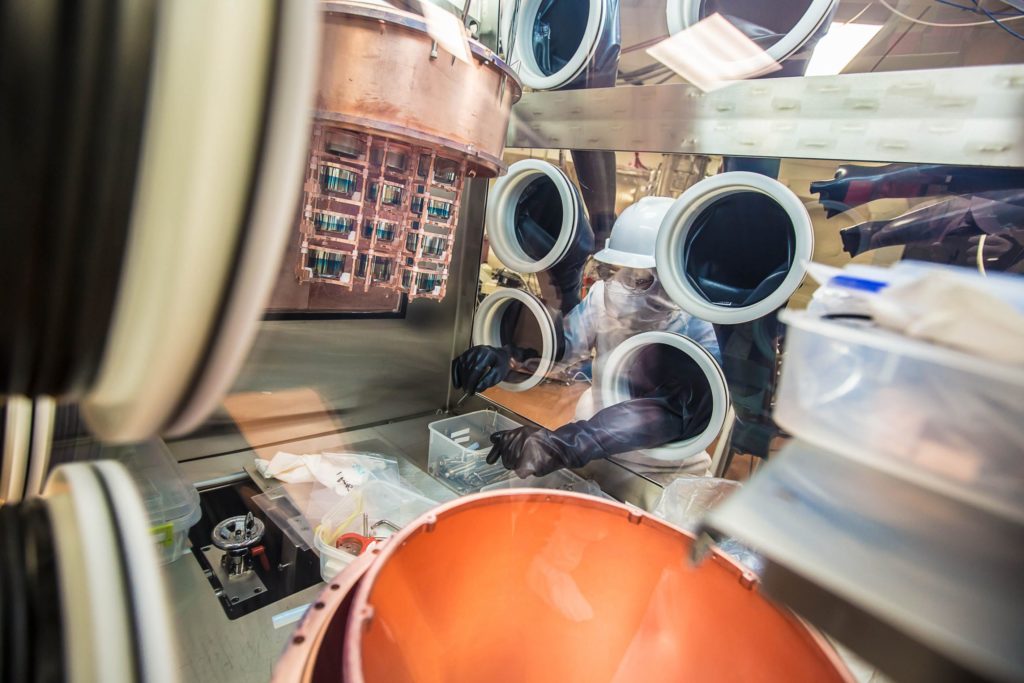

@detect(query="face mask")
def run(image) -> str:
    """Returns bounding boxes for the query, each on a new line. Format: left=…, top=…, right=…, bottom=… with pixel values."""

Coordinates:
left=604, top=280, right=651, bottom=317
left=603, top=279, right=678, bottom=328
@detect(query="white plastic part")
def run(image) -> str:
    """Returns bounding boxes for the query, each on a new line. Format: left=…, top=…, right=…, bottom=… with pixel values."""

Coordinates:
left=666, top=0, right=837, bottom=64
left=1, top=395, right=32, bottom=503
left=82, top=1, right=276, bottom=441
left=655, top=171, right=814, bottom=324
left=510, top=0, right=606, bottom=90
left=24, top=396, right=56, bottom=498
left=472, top=288, right=557, bottom=392
left=594, top=196, right=673, bottom=269
left=45, top=464, right=135, bottom=683
left=93, top=461, right=180, bottom=683
left=165, top=0, right=320, bottom=437
left=486, top=159, right=580, bottom=273
left=599, top=331, right=729, bottom=462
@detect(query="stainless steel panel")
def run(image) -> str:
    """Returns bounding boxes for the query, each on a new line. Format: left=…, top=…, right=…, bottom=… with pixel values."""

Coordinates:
left=699, top=440, right=1024, bottom=683
left=180, top=178, right=489, bottom=458
left=166, top=555, right=323, bottom=683
left=508, top=65, right=1024, bottom=167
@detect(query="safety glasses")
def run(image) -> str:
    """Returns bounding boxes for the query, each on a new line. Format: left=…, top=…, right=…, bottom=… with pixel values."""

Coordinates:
left=596, top=264, right=656, bottom=292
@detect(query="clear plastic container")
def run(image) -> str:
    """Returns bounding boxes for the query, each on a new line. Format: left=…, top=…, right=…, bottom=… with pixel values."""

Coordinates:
left=251, top=484, right=319, bottom=551
left=480, top=468, right=609, bottom=499
left=776, top=310, right=1024, bottom=521
left=427, top=411, right=520, bottom=494
left=109, top=440, right=202, bottom=564
left=315, top=480, right=438, bottom=581
left=251, top=452, right=404, bottom=552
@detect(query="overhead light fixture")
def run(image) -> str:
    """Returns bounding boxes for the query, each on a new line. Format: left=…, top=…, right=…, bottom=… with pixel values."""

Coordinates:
left=647, top=13, right=782, bottom=92
left=804, top=22, right=884, bottom=76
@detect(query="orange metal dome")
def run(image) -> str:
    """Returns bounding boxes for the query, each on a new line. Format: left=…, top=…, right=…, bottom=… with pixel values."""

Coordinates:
left=276, top=490, right=852, bottom=683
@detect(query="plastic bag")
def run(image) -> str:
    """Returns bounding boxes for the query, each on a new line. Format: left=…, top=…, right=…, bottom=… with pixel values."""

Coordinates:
left=652, top=475, right=740, bottom=531
left=805, top=260, right=1024, bottom=363
left=255, top=451, right=400, bottom=495
left=652, top=476, right=764, bottom=574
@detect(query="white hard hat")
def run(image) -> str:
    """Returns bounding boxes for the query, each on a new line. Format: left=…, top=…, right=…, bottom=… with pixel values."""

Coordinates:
left=593, top=196, right=674, bottom=269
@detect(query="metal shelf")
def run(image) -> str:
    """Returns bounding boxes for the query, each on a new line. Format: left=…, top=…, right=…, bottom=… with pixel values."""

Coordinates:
left=507, top=65, right=1024, bottom=167
left=698, top=440, right=1024, bottom=683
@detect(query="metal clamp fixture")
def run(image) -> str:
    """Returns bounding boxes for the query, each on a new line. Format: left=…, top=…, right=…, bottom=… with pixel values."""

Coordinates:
left=211, top=512, right=266, bottom=577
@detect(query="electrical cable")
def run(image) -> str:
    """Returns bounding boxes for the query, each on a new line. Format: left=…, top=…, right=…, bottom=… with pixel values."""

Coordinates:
left=975, top=0, right=1024, bottom=37
left=878, top=0, right=1024, bottom=26
left=935, top=0, right=1023, bottom=14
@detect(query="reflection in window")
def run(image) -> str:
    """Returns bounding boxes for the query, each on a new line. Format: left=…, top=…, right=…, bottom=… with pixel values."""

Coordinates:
left=314, top=212, right=353, bottom=235
left=307, top=249, right=345, bottom=279
left=321, top=165, right=357, bottom=194
left=427, top=198, right=453, bottom=220
left=422, top=235, right=447, bottom=257
left=406, top=233, right=419, bottom=252
left=417, top=154, right=431, bottom=179
left=385, top=149, right=407, bottom=173
left=382, top=184, right=404, bottom=206
left=411, top=196, right=425, bottom=214
left=375, top=221, right=396, bottom=241
left=325, top=131, right=364, bottom=159
left=356, top=253, right=368, bottom=277
left=416, top=272, right=442, bottom=291
left=434, top=159, right=458, bottom=184
left=372, top=256, right=393, bottom=282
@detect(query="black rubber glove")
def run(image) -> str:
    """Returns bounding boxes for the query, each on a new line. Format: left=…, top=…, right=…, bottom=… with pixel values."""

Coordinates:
left=487, top=385, right=713, bottom=478
left=451, top=345, right=541, bottom=395
left=451, top=345, right=512, bottom=395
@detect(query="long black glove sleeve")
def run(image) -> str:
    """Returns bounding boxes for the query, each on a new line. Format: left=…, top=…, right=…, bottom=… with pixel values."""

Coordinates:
left=487, top=384, right=713, bottom=478
left=811, top=163, right=1024, bottom=218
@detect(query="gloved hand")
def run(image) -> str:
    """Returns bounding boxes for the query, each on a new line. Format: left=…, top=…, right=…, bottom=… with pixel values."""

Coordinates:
left=451, top=345, right=513, bottom=395
left=487, top=425, right=575, bottom=478
left=487, top=385, right=713, bottom=478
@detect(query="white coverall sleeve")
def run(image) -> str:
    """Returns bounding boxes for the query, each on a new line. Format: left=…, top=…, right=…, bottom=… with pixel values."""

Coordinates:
left=678, top=315, right=721, bottom=363
left=560, top=282, right=601, bottom=363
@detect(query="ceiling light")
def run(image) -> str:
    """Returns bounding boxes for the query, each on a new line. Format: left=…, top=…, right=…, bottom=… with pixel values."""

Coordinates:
left=804, top=22, right=884, bottom=76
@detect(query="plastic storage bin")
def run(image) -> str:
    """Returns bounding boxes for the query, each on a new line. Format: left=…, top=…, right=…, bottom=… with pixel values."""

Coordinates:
left=428, top=411, right=520, bottom=494
left=480, top=468, right=609, bottom=499
left=314, top=480, right=438, bottom=581
left=776, top=310, right=1024, bottom=521
left=110, top=440, right=202, bottom=564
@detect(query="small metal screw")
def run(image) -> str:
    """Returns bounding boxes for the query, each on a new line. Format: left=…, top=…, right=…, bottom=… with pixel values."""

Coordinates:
left=230, top=597, right=240, bottom=604
left=253, top=588, right=262, bottom=594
